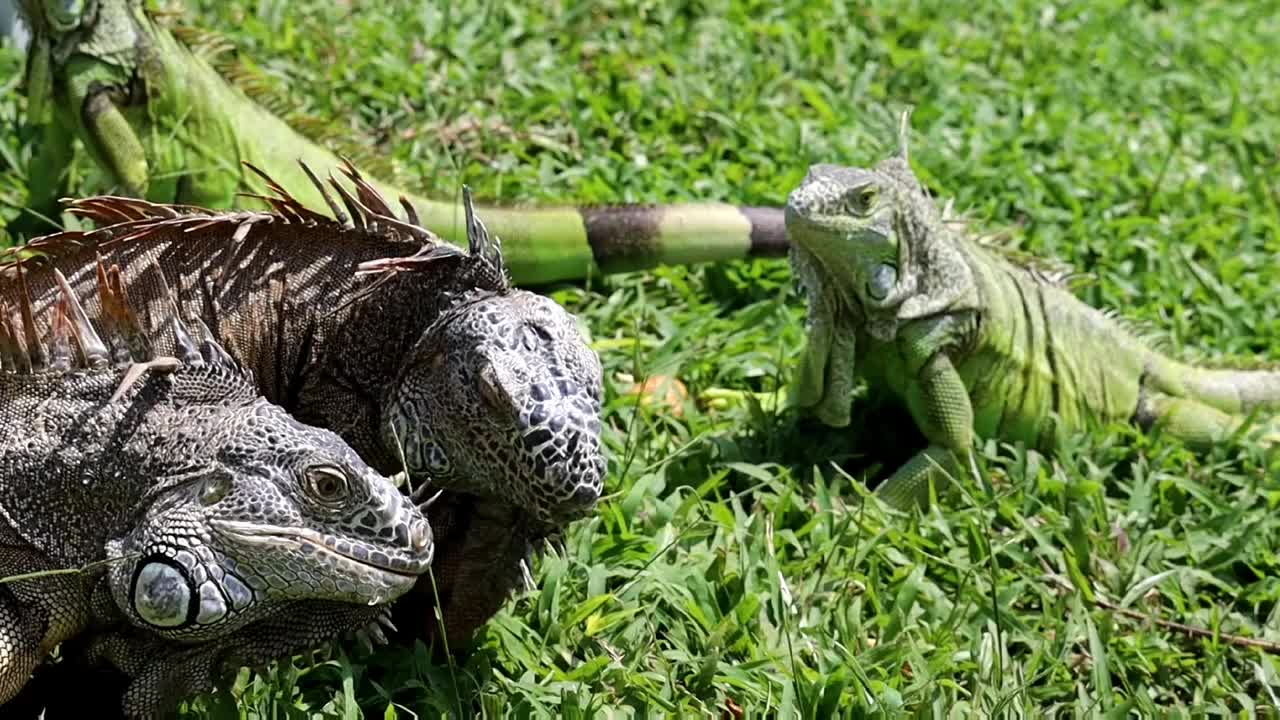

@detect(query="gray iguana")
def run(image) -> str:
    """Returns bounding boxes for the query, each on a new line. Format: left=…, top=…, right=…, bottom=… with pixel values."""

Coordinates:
left=10, top=0, right=789, bottom=284
left=0, top=258, right=435, bottom=716
left=3, top=160, right=607, bottom=647
left=786, top=139, right=1280, bottom=509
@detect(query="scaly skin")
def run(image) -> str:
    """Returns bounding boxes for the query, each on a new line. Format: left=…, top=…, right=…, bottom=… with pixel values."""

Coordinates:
left=0, top=258, right=433, bottom=716
left=1, top=162, right=607, bottom=651
left=786, top=145, right=1280, bottom=510
left=12, top=0, right=789, bottom=284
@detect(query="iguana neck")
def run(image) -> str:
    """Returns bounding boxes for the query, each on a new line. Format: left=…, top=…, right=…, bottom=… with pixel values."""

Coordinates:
left=289, top=273, right=448, bottom=475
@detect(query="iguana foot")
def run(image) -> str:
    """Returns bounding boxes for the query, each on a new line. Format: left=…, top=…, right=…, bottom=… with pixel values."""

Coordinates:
left=873, top=444, right=960, bottom=511
left=1136, top=390, right=1248, bottom=450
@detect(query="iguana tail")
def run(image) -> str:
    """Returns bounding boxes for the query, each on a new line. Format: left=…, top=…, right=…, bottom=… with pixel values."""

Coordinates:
left=215, top=90, right=787, bottom=285
left=330, top=188, right=787, bottom=286
left=158, top=20, right=792, bottom=282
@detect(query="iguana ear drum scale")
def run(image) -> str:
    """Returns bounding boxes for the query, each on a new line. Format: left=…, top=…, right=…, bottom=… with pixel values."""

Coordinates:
left=0, top=256, right=434, bottom=715
left=129, top=554, right=205, bottom=630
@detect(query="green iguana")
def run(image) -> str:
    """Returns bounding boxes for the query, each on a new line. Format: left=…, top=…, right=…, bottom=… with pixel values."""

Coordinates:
left=3, top=160, right=607, bottom=648
left=786, top=140, right=1280, bottom=509
left=11, top=0, right=789, bottom=284
left=0, top=257, right=434, bottom=716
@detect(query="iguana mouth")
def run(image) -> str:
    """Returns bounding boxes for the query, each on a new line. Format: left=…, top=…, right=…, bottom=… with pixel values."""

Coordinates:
left=209, top=519, right=429, bottom=578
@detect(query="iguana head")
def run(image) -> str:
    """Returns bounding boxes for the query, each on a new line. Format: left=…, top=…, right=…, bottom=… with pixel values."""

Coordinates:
left=372, top=190, right=607, bottom=530
left=785, top=159, right=919, bottom=318
left=0, top=261, right=434, bottom=641
left=17, top=0, right=143, bottom=127
left=387, top=288, right=606, bottom=528
left=114, top=380, right=436, bottom=641
left=17, top=0, right=140, bottom=63
left=785, top=149, right=968, bottom=342
left=17, top=0, right=90, bottom=36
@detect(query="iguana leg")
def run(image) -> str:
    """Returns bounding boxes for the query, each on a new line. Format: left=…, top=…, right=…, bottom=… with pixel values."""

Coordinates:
left=0, top=541, right=90, bottom=706
left=0, top=586, right=43, bottom=706
left=1136, top=391, right=1278, bottom=451
left=876, top=355, right=974, bottom=509
left=61, top=58, right=149, bottom=198
left=876, top=316, right=976, bottom=510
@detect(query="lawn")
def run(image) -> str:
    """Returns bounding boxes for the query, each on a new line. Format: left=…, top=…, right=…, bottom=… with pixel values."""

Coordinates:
left=3, top=0, right=1280, bottom=717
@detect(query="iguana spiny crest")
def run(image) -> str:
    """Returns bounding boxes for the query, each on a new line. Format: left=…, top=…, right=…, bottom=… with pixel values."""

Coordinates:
left=0, top=257, right=433, bottom=652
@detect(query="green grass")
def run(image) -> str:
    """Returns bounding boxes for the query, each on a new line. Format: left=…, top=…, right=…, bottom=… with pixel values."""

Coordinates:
left=4, top=0, right=1280, bottom=716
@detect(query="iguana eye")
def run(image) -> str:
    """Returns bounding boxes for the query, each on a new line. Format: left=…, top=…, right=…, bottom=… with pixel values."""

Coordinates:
left=846, top=186, right=878, bottom=215
left=305, top=465, right=350, bottom=504
left=200, top=474, right=231, bottom=506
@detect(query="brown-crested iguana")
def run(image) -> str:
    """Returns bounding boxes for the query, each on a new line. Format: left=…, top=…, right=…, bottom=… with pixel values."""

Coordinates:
left=0, top=257, right=435, bottom=716
left=3, top=160, right=607, bottom=648
left=10, top=0, right=789, bottom=284
left=786, top=134, right=1280, bottom=510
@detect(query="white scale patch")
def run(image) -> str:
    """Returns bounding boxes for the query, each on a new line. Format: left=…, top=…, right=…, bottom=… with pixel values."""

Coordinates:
left=195, top=581, right=228, bottom=625
left=223, top=572, right=254, bottom=611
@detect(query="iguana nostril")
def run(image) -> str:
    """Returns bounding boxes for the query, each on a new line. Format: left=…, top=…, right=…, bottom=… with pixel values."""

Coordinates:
left=568, top=484, right=599, bottom=509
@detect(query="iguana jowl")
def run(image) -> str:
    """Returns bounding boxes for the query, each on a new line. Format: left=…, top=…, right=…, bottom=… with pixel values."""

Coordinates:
left=0, top=258, right=434, bottom=715
left=787, top=144, right=1280, bottom=509
left=5, top=160, right=607, bottom=645
left=12, top=0, right=789, bottom=284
